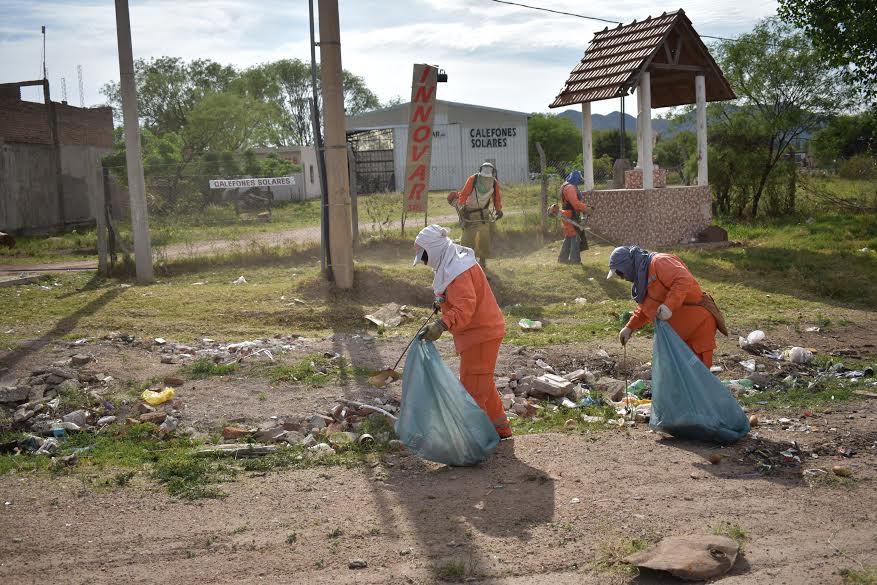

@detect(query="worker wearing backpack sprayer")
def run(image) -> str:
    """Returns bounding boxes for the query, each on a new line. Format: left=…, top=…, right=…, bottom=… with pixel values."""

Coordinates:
left=557, top=170, right=589, bottom=264
left=607, top=245, right=728, bottom=368
left=447, top=162, right=503, bottom=269
left=412, top=224, right=512, bottom=439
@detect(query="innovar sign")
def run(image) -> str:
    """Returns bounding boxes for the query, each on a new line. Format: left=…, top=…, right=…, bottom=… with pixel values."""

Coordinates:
left=470, top=127, right=517, bottom=148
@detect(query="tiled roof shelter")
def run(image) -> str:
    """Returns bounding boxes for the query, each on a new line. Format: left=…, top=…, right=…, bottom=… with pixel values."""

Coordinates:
left=550, top=9, right=735, bottom=190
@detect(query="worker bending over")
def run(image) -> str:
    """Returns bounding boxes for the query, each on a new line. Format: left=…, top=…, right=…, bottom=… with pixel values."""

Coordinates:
left=413, top=225, right=512, bottom=439
left=608, top=245, right=726, bottom=367
left=448, top=162, right=503, bottom=268
left=558, top=170, right=588, bottom=264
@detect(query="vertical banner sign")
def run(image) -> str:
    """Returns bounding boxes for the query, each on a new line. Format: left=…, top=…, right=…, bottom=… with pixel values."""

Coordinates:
left=403, top=64, right=437, bottom=213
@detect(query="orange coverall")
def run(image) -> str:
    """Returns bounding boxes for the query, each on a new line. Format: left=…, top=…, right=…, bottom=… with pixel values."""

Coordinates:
left=457, top=175, right=504, bottom=213
left=440, top=264, right=511, bottom=438
left=560, top=183, right=586, bottom=237
left=626, top=254, right=717, bottom=367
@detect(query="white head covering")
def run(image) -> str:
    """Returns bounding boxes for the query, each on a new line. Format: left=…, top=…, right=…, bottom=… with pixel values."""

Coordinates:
left=412, top=224, right=477, bottom=294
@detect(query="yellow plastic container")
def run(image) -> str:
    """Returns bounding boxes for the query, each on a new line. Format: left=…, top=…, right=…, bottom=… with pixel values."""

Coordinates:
left=141, top=387, right=175, bottom=405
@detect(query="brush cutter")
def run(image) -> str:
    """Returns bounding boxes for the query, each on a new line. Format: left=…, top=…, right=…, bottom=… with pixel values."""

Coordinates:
left=368, top=307, right=439, bottom=388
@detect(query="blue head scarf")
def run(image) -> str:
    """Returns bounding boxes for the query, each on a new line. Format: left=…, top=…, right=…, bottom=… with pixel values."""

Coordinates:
left=566, top=170, right=583, bottom=186
left=608, top=245, right=656, bottom=304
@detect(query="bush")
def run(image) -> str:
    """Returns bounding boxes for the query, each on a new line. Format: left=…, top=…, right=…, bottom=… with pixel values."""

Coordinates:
left=839, top=154, right=877, bottom=180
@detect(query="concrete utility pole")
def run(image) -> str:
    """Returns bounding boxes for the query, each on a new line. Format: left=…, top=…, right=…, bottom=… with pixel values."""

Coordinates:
left=318, top=0, right=354, bottom=288
left=114, top=0, right=153, bottom=283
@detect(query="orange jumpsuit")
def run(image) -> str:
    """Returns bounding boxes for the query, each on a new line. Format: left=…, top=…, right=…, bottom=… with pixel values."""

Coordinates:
left=626, top=254, right=717, bottom=367
left=440, top=264, right=511, bottom=438
left=457, top=175, right=503, bottom=212
left=560, top=183, right=586, bottom=237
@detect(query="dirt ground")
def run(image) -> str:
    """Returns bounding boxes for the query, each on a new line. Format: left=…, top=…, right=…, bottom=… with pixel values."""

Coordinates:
left=1, top=321, right=876, bottom=584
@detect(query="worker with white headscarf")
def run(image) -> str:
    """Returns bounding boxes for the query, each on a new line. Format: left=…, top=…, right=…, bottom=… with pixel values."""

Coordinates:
left=412, top=224, right=511, bottom=439
left=447, top=162, right=503, bottom=268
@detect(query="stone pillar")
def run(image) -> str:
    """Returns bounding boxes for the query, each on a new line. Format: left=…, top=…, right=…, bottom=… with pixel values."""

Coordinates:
left=695, top=73, right=708, bottom=186
left=581, top=102, right=594, bottom=190
left=640, top=71, right=653, bottom=189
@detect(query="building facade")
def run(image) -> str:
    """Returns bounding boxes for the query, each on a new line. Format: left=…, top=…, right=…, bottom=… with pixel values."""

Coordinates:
left=347, top=100, right=529, bottom=191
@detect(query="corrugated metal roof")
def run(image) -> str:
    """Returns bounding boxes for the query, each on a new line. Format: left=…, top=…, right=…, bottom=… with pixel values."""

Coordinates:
left=550, top=10, right=735, bottom=108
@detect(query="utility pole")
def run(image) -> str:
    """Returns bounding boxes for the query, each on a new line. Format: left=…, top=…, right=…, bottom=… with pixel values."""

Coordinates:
left=318, top=0, right=353, bottom=289
left=113, top=0, right=153, bottom=283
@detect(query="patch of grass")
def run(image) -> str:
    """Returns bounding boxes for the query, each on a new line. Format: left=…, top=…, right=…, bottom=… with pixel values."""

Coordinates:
left=151, top=454, right=237, bottom=500
left=713, top=521, right=748, bottom=548
left=841, top=566, right=877, bottom=585
left=181, top=357, right=239, bottom=380
left=286, top=532, right=298, bottom=545
left=254, top=353, right=372, bottom=387
left=592, top=536, right=651, bottom=577
left=740, top=377, right=859, bottom=410
left=328, top=527, right=344, bottom=539
left=511, top=402, right=617, bottom=435
left=433, top=561, right=466, bottom=582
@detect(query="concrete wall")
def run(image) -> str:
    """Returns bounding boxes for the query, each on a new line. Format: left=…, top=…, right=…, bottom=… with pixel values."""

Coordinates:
left=0, top=141, right=109, bottom=233
left=587, top=185, right=712, bottom=248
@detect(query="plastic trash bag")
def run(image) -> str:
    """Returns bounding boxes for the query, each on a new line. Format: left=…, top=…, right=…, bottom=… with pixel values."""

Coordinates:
left=650, top=321, right=750, bottom=443
left=396, top=339, right=499, bottom=466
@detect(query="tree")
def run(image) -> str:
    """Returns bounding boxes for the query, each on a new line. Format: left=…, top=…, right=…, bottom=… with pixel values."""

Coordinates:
left=527, top=113, right=581, bottom=170
left=236, top=59, right=380, bottom=146
left=102, top=57, right=237, bottom=133
left=655, top=131, right=696, bottom=184
left=593, top=129, right=635, bottom=162
left=810, top=105, right=877, bottom=165
left=714, top=18, right=851, bottom=217
left=777, top=0, right=877, bottom=98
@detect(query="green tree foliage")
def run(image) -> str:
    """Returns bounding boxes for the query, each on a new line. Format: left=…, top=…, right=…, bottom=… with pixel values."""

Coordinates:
left=777, top=0, right=877, bottom=98
left=810, top=105, right=877, bottom=165
left=527, top=113, right=581, bottom=170
left=655, top=131, right=696, bottom=184
left=593, top=129, right=635, bottom=162
left=713, top=18, right=851, bottom=217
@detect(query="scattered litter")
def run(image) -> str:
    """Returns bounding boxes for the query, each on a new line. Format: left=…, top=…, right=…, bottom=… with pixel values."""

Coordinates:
left=710, top=365, right=723, bottom=373
left=805, top=326, right=821, bottom=332
left=784, top=346, right=813, bottom=364
left=739, top=359, right=757, bottom=373
left=364, top=303, right=414, bottom=328
left=141, top=387, right=175, bottom=405
left=518, top=318, right=543, bottom=331
left=233, top=276, right=248, bottom=285
left=154, top=337, right=166, bottom=345
left=573, top=297, right=587, bottom=305
left=860, top=247, right=871, bottom=253
left=569, top=497, right=580, bottom=504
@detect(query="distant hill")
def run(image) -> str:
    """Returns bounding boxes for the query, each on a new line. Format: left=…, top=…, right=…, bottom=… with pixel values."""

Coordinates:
left=556, top=109, right=693, bottom=136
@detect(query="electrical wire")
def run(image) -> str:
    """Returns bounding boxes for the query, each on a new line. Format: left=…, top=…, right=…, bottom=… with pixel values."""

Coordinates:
left=487, top=0, right=768, bottom=44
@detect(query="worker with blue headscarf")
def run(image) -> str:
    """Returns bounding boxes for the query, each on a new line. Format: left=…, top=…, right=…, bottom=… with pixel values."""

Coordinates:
left=557, top=170, right=589, bottom=264
left=607, top=245, right=727, bottom=367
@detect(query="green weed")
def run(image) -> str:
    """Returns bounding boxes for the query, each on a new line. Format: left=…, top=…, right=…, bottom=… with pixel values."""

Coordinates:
left=433, top=561, right=466, bottom=582
left=841, top=566, right=877, bottom=585
left=740, top=377, right=859, bottom=410
left=286, top=532, right=298, bottom=545
left=181, top=357, right=238, bottom=380
left=713, top=521, right=748, bottom=548
left=151, top=454, right=236, bottom=500
left=511, top=402, right=616, bottom=435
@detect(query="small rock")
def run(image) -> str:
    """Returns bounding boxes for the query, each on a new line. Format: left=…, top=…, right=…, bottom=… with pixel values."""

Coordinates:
left=748, top=415, right=759, bottom=427
left=13, top=408, right=36, bottom=423
left=163, top=376, right=184, bottom=387
left=138, top=402, right=155, bottom=414
left=747, top=372, right=771, bottom=388
left=62, top=409, right=88, bottom=428
left=348, top=559, right=367, bottom=570
left=45, top=374, right=65, bottom=386
left=0, top=386, right=29, bottom=403
left=139, top=411, right=167, bottom=424
left=160, top=356, right=176, bottom=365
left=301, top=434, right=318, bottom=448
left=57, top=379, right=81, bottom=395
left=708, top=453, right=722, bottom=465
left=159, top=415, right=179, bottom=433
left=97, top=415, right=117, bottom=427
left=595, top=377, right=626, bottom=402
left=70, top=354, right=94, bottom=367
left=38, top=366, right=76, bottom=380
left=222, top=426, right=249, bottom=440
left=832, top=465, right=852, bottom=477
left=310, top=414, right=330, bottom=429
left=625, top=535, right=739, bottom=581
left=256, top=427, right=287, bottom=442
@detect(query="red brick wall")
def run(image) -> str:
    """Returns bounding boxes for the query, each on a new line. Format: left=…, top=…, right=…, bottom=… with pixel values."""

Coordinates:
left=0, top=99, right=113, bottom=148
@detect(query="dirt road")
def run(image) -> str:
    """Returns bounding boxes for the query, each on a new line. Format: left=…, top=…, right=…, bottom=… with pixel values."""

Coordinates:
left=0, top=213, right=462, bottom=275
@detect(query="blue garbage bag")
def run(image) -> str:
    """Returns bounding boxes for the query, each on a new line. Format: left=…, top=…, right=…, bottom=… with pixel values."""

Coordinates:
left=651, top=320, right=750, bottom=443
left=395, top=339, right=499, bottom=466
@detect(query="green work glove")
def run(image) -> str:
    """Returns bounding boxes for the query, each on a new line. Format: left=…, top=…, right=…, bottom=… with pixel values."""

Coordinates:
left=422, top=320, right=447, bottom=342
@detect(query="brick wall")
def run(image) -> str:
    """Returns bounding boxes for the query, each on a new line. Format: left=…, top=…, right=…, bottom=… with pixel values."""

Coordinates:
left=586, top=185, right=712, bottom=248
left=0, top=98, right=113, bottom=148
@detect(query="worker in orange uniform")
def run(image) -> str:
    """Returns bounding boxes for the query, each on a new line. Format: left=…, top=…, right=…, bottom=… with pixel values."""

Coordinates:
left=413, top=224, right=512, bottom=439
left=558, top=170, right=588, bottom=264
left=607, top=245, right=727, bottom=367
left=449, top=162, right=503, bottom=269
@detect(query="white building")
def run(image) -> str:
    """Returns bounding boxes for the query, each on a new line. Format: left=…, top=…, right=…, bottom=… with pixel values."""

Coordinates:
left=346, top=100, right=530, bottom=191
left=251, top=145, right=321, bottom=201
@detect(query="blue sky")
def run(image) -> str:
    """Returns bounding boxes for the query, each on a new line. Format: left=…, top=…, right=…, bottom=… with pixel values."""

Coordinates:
left=0, top=0, right=778, bottom=117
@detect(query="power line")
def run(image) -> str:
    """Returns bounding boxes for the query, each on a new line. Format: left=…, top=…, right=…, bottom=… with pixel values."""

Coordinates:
left=488, top=0, right=743, bottom=43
